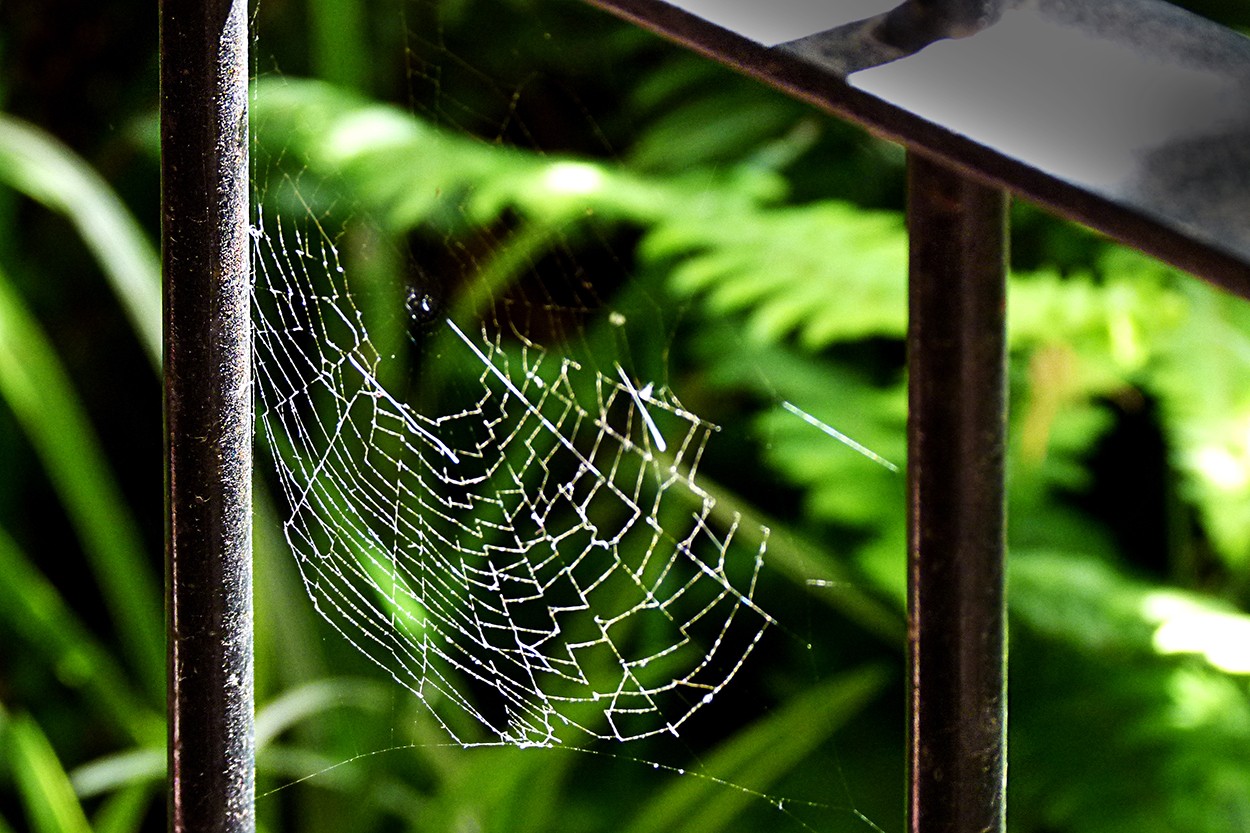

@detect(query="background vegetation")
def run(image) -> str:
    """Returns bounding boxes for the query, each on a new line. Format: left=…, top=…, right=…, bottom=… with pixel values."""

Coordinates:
left=2, top=1, right=1250, bottom=831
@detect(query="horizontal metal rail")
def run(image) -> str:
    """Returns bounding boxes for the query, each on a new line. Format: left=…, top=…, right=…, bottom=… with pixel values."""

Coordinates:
left=585, top=0, right=1250, bottom=294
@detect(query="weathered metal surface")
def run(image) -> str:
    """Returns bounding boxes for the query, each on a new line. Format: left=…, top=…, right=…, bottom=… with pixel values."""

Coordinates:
left=906, top=152, right=1009, bottom=833
left=160, top=0, right=255, bottom=829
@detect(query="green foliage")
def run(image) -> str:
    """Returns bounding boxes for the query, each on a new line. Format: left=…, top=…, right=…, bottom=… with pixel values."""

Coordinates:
left=1011, top=551, right=1250, bottom=833
left=0, top=528, right=159, bottom=745
left=0, top=117, right=161, bottom=367
left=622, top=666, right=890, bottom=833
left=643, top=203, right=908, bottom=347
left=0, top=262, right=162, bottom=698
left=2, top=707, right=95, bottom=833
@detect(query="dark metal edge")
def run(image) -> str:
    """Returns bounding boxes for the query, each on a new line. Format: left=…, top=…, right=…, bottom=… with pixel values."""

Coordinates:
left=583, top=0, right=1250, bottom=296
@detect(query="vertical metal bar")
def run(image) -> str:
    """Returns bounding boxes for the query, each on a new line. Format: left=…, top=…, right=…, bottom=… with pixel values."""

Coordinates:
left=160, top=0, right=254, bottom=830
left=906, top=152, right=1008, bottom=833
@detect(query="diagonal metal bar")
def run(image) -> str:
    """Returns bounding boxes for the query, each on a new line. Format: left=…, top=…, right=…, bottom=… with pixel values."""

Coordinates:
left=160, top=0, right=255, bottom=830
left=584, top=0, right=1250, bottom=294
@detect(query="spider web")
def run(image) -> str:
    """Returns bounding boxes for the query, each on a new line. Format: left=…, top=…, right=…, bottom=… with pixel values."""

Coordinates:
left=246, top=7, right=904, bottom=830
left=252, top=206, right=774, bottom=745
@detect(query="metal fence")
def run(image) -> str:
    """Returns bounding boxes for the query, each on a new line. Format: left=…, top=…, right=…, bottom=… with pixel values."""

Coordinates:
left=159, top=1, right=1250, bottom=831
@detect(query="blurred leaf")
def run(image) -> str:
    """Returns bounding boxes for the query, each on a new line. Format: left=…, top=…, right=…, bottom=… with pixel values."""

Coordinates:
left=1148, top=277, right=1250, bottom=570
left=256, top=679, right=396, bottom=750
left=92, top=784, right=155, bottom=833
left=251, top=76, right=783, bottom=240
left=0, top=115, right=161, bottom=368
left=627, top=83, right=801, bottom=174
left=1010, top=551, right=1250, bottom=833
left=253, top=474, right=336, bottom=697
left=5, top=712, right=95, bottom=833
left=308, top=0, right=370, bottom=90
left=0, top=259, right=163, bottom=695
left=70, top=748, right=164, bottom=799
left=253, top=487, right=331, bottom=699
left=624, top=664, right=890, bottom=833
left=1007, top=250, right=1250, bottom=576
left=0, top=524, right=160, bottom=744
left=431, top=746, right=575, bottom=833
left=1012, top=551, right=1250, bottom=671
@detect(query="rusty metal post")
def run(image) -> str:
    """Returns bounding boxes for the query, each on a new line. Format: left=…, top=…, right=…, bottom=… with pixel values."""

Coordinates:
left=160, top=0, right=254, bottom=830
left=906, top=151, right=1008, bottom=833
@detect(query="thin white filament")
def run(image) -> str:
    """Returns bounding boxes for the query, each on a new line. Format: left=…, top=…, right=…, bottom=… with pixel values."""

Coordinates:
left=781, top=400, right=900, bottom=473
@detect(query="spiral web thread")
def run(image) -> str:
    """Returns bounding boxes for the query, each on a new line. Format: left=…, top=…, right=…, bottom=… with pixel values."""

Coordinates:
left=252, top=213, right=774, bottom=746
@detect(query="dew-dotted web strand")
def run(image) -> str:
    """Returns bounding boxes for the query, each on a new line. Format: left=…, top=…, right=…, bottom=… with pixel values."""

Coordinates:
left=252, top=212, right=775, bottom=746
left=255, top=740, right=888, bottom=833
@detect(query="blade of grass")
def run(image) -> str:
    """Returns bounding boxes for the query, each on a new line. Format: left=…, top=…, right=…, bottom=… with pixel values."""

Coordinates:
left=624, top=664, right=891, bottom=833
left=444, top=746, right=574, bottom=833
left=0, top=259, right=163, bottom=696
left=307, top=0, right=370, bottom=90
left=255, top=679, right=394, bottom=750
left=0, top=524, right=161, bottom=744
left=69, top=748, right=165, bottom=799
left=0, top=115, right=161, bottom=369
left=92, top=784, right=155, bottom=833
left=5, top=712, right=96, bottom=833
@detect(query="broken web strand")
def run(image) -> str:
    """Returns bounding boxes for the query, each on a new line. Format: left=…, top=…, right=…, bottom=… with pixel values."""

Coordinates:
left=253, top=206, right=780, bottom=746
